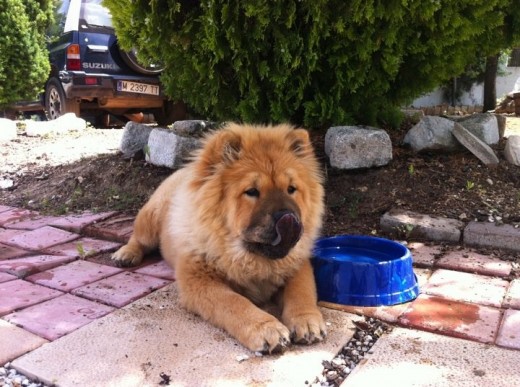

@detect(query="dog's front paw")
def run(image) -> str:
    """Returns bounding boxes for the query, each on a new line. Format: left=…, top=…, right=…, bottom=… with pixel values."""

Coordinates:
left=283, top=309, right=327, bottom=345
left=242, top=318, right=291, bottom=354
left=111, top=244, right=143, bottom=267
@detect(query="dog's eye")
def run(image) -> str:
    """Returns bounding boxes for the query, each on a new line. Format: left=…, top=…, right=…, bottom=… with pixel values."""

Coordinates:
left=287, top=185, right=297, bottom=194
left=244, top=188, right=260, bottom=197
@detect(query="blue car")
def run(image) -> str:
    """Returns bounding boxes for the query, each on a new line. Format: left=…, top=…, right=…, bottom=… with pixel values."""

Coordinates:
left=14, top=0, right=185, bottom=125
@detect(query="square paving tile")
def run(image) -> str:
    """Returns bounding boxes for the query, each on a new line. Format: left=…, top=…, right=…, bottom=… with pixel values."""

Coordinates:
left=3, top=294, right=115, bottom=341
left=3, top=215, right=62, bottom=231
left=0, top=272, right=17, bottom=283
left=4, top=226, right=80, bottom=250
left=84, top=214, right=134, bottom=243
left=408, top=242, right=443, bottom=267
left=49, top=211, right=117, bottom=233
left=0, top=279, right=62, bottom=316
left=0, top=205, right=14, bottom=213
left=0, top=228, right=25, bottom=244
left=0, top=320, right=48, bottom=364
left=43, top=237, right=121, bottom=258
left=435, top=249, right=511, bottom=278
left=0, top=254, right=76, bottom=278
left=423, top=269, right=509, bottom=307
left=0, top=208, right=35, bottom=226
left=496, top=308, right=520, bottom=349
left=503, top=279, right=520, bottom=309
left=399, top=294, right=502, bottom=344
left=26, top=260, right=122, bottom=291
left=134, top=259, right=175, bottom=280
left=71, top=272, right=170, bottom=307
left=0, top=242, right=30, bottom=260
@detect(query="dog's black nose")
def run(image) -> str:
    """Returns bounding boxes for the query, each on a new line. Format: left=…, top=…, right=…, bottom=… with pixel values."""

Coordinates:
left=272, top=210, right=302, bottom=247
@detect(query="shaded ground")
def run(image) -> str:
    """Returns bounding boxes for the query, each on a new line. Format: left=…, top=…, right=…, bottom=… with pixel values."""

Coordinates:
left=1, top=116, right=520, bottom=243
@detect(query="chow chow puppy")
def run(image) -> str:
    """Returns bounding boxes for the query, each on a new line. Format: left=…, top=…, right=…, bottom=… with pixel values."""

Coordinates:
left=112, top=123, right=326, bottom=353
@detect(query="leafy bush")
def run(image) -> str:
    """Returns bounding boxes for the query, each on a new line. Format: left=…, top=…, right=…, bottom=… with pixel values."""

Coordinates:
left=0, top=0, right=53, bottom=107
left=105, top=0, right=516, bottom=127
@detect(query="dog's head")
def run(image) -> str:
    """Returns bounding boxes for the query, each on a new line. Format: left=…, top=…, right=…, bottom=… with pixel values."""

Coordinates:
left=191, top=123, right=324, bottom=260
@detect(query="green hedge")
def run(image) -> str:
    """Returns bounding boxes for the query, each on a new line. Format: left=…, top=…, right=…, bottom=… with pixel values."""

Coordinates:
left=0, top=0, right=53, bottom=106
left=105, top=0, right=515, bottom=127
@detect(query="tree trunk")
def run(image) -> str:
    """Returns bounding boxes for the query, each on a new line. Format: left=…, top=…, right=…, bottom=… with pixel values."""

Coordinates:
left=483, top=54, right=499, bottom=112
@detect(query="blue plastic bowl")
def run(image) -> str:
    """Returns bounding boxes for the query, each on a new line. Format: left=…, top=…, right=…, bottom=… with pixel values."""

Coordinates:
left=312, top=235, right=419, bottom=307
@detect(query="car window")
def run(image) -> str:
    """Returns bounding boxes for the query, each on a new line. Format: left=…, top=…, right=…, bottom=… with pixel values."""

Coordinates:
left=80, top=0, right=113, bottom=29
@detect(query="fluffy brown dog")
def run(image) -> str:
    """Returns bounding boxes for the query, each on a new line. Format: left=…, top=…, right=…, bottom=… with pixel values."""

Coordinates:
left=112, top=123, right=326, bottom=353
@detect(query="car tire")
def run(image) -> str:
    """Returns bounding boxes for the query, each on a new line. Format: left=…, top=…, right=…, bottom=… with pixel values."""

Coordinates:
left=119, top=48, right=164, bottom=75
left=153, top=100, right=188, bottom=126
left=45, top=78, right=80, bottom=120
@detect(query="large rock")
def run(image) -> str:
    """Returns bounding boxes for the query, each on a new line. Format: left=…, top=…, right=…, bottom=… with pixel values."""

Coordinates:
left=403, top=116, right=459, bottom=152
left=146, top=129, right=201, bottom=169
left=172, top=120, right=215, bottom=137
left=120, top=121, right=154, bottom=158
left=504, top=135, right=520, bottom=166
left=452, top=123, right=499, bottom=166
left=0, top=118, right=17, bottom=142
left=457, top=113, right=499, bottom=145
left=324, top=126, right=392, bottom=169
left=25, top=113, right=86, bottom=137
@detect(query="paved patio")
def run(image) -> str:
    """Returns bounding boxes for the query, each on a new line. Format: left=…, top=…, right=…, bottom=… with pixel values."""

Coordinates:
left=0, top=205, right=519, bottom=386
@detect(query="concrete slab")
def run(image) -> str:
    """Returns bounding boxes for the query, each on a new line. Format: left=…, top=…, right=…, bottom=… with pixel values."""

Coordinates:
left=452, top=122, right=499, bottom=166
left=464, top=221, right=520, bottom=252
left=12, top=284, right=358, bottom=387
left=342, top=327, right=520, bottom=386
left=380, top=209, right=463, bottom=243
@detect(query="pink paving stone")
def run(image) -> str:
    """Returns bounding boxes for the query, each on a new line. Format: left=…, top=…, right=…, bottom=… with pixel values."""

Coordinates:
left=49, top=211, right=117, bottom=233
left=423, top=269, right=509, bottom=308
left=0, top=279, right=62, bottom=316
left=134, top=259, right=176, bottom=280
left=399, top=294, right=502, bottom=344
left=84, top=214, right=135, bottom=243
left=407, top=242, right=443, bottom=267
left=0, top=255, right=76, bottom=278
left=43, top=237, right=121, bottom=258
left=0, top=272, right=16, bottom=283
left=26, top=260, right=122, bottom=291
left=0, top=208, right=36, bottom=226
left=71, top=272, right=170, bottom=307
left=504, top=279, right=520, bottom=309
left=4, top=226, right=79, bottom=250
left=0, top=205, right=14, bottom=213
left=3, top=215, right=62, bottom=230
left=3, top=293, right=115, bottom=341
left=0, top=228, right=25, bottom=244
left=435, top=249, right=512, bottom=278
left=496, top=309, right=520, bottom=349
left=0, top=242, right=30, bottom=260
left=0, top=320, right=48, bottom=364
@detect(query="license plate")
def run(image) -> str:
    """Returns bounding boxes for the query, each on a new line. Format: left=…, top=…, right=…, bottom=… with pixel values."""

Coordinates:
left=117, top=80, right=160, bottom=96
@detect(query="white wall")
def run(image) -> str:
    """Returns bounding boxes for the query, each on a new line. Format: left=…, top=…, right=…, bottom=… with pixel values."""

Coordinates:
left=410, top=66, right=520, bottom=107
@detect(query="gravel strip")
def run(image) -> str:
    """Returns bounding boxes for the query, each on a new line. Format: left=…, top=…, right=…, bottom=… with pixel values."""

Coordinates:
left=308, top=316, right=393, bottom=386
left=0, top=363, right=49, bottom=387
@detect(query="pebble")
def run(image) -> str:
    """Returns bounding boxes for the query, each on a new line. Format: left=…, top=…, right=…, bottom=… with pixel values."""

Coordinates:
left=310, top=317, right=392, bottom=387
left=0, top=364, right=48, bottom=387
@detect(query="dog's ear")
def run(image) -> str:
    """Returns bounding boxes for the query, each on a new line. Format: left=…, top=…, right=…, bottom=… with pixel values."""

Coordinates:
left=192, top=129, right=242, bottom=183
left=286, top=128, right=313, bottom=158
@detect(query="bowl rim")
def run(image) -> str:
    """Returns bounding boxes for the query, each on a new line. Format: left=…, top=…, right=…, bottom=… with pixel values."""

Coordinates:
left=313, top=235, right=411, bottom=266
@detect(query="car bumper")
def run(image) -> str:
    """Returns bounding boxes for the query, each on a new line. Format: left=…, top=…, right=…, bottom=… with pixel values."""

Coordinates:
left=59, top=71, right=165, bottom=105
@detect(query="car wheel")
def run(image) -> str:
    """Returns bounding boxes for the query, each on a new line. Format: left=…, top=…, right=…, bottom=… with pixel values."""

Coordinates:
left=120, top=48, right=164, bottom=75
left=45, top=78, right=80, bottom=120
left=153, top=100, right=188, bottom=126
